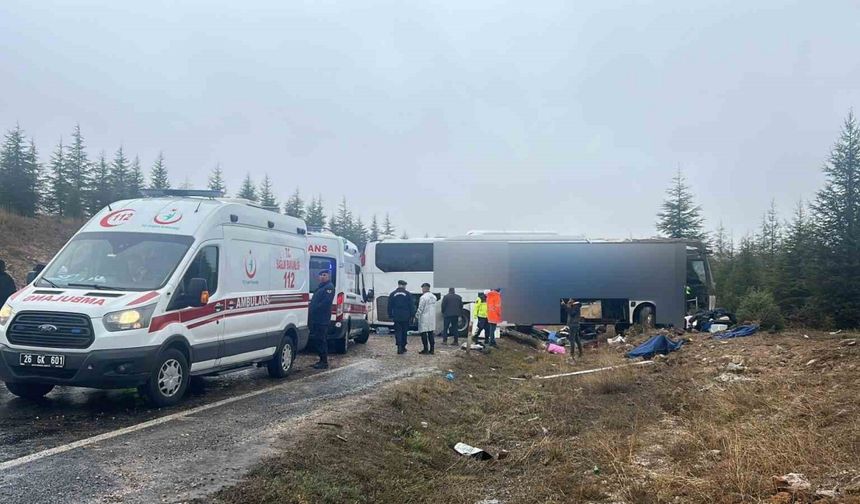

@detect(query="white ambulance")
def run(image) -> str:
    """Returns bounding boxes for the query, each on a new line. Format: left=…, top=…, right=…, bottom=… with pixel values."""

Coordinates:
left=307, top=231, right=370, bottom=353
left=0, top=190, right=309, bottom=407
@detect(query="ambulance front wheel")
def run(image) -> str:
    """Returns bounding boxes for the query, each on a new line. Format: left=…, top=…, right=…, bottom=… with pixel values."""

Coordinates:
left=140, top=348, right=190, bottom=408
left=267, top=334, right=296, bottom=378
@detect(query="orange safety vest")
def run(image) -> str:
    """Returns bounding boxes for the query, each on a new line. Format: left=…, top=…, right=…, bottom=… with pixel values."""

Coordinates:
left=487, top=290, right=502, bottom=324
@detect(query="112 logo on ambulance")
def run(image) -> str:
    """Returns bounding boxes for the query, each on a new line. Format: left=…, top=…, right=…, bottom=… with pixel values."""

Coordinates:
left=242, top=250, right=260, bottom=286
left=99, top=209, right=135, bottom=228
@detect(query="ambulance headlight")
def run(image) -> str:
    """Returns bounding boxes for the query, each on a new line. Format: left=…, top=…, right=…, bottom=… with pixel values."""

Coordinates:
left=103, top=304, right=156, bottom=332
left=0, top=304, right=14, bottom=326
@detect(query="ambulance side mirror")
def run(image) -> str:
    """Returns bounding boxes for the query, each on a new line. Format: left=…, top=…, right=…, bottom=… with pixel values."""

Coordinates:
left=364, top=289, right=375, bottom=302
left=188, top=278, right=209, bottom=307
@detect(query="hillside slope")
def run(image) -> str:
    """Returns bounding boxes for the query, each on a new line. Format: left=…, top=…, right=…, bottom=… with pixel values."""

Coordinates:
left=0, top=210, right=82, bottom=285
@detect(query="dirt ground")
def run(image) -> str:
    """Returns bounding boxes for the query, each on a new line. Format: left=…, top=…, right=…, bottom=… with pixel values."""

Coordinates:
left=207, top=328, right=860, bottom=504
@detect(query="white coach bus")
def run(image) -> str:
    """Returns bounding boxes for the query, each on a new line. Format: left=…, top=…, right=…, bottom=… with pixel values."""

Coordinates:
left=362, top=238, right=481, bottom=336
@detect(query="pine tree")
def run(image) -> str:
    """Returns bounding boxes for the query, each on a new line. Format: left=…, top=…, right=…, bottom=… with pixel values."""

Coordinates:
left=237, top=173, right=258, bottom=201
left=0, top=125, right=40, bottom=216
left=44, top=138, right=68, bottom=216
left=812, top=111, right=860, bottom=327
left=65, top=124, right=90, bottom=218
left=88, top=152, right=113, bottom=214
left=179, top=176, right=192, bottom=190
left=757, top=199, right=781, bottom=259
left=712, top=221, right=729, bottom=260
left=283, top=188, right=305, bottom=219
left=722, top=235, right=764, bottom=311
left=400, top=230, right=409, bottom=239
left=258, top=174, right=277, bottom=209
left=774, top=201, right=817, bottom=323
left=207, top=164, right=227, bottom=195
left=26, top=140, right=44, bottom=215
left=128, top=155, right=145, bottom=199
left=331, top=197, right=353, bottom=237
left=110, top=146, right=130, bottom=200
left=149, top=152, right=170, bottom=190
left=353, top=216, right=369, bottom=249
left=369, top=214, right=381, bottom=242
left=382, top=213, right=395, bottom=237
left=656, top=169, right=705, bottom=241
left=305, top=195, right=326, bottom=229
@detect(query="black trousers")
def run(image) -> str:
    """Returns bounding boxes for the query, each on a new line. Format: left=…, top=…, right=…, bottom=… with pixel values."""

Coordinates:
left=393, top=321, right=409, bottom=350
left=486, top=322, right=497, bottom=344
left=443, top=316, right=459, bottom=341
left=310, top=322, right=330, bottom=362
left=421, top=331, right=435, bottom=351
left=474, top=317, right=488, bottom=341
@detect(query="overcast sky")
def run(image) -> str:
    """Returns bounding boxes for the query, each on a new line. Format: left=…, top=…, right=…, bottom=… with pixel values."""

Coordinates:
left=2, top=0, right=858, bottom=240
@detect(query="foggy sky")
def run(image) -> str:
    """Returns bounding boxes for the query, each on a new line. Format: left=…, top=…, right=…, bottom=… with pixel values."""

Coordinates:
left=2, top=0, right=858, bottom=240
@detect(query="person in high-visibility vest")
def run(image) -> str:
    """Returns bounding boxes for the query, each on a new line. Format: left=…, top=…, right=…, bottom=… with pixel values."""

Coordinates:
left=486, top=288, right=503, bottom=347
left=473, top=292, right=489, bottom=344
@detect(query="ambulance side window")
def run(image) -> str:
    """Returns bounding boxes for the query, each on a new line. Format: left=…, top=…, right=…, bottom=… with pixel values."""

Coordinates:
left=352, top=265, right=361, bottom=295
left=169, top=246, right=219, bottom=310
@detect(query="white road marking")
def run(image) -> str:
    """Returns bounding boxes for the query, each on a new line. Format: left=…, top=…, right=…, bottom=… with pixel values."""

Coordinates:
left=535, top=360, right=654, bottom=380
left=0, top=361, right=366, bottom=472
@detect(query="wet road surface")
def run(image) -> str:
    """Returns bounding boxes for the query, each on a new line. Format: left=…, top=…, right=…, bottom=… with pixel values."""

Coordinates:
left=0, top=334, right=455, bottom=503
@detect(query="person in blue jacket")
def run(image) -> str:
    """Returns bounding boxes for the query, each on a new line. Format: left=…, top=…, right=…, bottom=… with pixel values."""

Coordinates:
left=309, top=270, right=336, bottom=369
left=387, top=280, right=415, bottom=355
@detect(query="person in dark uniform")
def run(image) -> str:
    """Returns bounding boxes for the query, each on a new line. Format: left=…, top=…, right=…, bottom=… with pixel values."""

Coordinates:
left=562, top=299, right=583, bottom=359
left=387, top=280, right=415, bottom=354
left=309, top=270, right=336, bottom=369
left=441, top=287, right=463, bottom=346
left=0, top=260, right=17, bottom=308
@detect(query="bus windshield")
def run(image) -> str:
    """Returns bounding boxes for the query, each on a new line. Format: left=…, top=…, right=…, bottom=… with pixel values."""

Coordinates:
left=38, top=232, right=195, bottom=292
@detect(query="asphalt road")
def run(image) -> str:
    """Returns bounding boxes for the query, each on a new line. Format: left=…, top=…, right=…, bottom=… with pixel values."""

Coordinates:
left=0, top=334, right=454, bottom=503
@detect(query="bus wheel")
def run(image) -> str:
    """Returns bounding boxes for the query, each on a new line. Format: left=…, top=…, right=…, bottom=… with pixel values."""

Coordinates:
left=457, top=310, right=470, bottom=337
left=636, top=306, right=655, bottom=329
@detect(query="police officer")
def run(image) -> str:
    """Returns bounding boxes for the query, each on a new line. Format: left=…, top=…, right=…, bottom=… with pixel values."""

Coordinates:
left=0, top=260, right=16, bottom=308
left=309, top=270, right=336, bottom=369
left=387, top=280, right=415, bottom=354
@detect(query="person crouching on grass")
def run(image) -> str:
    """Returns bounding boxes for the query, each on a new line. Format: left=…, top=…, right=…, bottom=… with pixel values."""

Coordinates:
left=416, top=282, right=437, bottom=354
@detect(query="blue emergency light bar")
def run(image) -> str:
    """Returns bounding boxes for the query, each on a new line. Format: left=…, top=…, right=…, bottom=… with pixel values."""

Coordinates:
left=140, top=189, right=225, bottom=198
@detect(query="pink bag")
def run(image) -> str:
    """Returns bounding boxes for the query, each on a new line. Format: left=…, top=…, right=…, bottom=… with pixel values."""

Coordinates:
left=547, top=343, right=567, bottom=354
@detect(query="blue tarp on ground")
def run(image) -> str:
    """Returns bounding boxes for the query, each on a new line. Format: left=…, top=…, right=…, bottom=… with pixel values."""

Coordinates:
left=711, top=324, right=759, bottom=340
left=626, top=334, right=685, bottom=359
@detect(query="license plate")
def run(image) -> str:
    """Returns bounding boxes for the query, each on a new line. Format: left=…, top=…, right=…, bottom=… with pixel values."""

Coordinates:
left=19, top=353, right=65, bottom=368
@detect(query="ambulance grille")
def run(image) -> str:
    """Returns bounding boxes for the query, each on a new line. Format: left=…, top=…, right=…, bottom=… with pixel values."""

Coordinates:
left=7, top=311, right=95, bottom=349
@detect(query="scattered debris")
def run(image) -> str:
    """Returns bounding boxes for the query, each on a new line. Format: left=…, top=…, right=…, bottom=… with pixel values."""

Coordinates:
left=476, top=499, right=501, bottom=504
left=708, top=323, right=729, bottom=333
left=773, top=473, right=811, bottom=493
left=626, top=334, right=684, bottom=359
left=840, top=338, right=857, bottom=347
left=316, top=422, right=343, bottom=429
left=547, top=343, right=566, bottom=354
left=420, top=421, right=429, bottom=428
left=715, top=373, right=754, bottom=383
left=526, top=416, right=540, bottom=422
left=607, top=335, right=626, bottom=345
left=814, top=489, right=838, bottom=498
left=336, top=435, right=348, bottom=443
left=453, top=442, right=493, bottom=460
left=805, top=359, right=817, bottom=366
left=844, top=475, right=860, bottom=494
left=497, top=450, right=509, bottom=460
left=829, top=329, right=843, bottom=335
left=445, top=372, right=456, bottom=381
left=803, top=334, right=810, bottom=339
left=725, top=362, right=746, bottom=373
left=711, top=324, right=759, bottom=340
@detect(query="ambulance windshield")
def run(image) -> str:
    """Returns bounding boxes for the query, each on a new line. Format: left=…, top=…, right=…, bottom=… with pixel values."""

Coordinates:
left=38, top=232, right=195, bottom=292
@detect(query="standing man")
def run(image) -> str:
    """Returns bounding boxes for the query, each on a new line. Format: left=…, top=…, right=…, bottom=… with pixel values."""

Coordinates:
left=441, top=287, right=463, bottom=346
left=416, top=283, right=437, bottom=354
left=562, top=299, right=583, bottom=359
left=473, top=292, right=488, bottom=344
left=0, top=260, right=16, bottom=308
left=387, top=280, right=415, bottom=354
left=486, top=288, right=503, bottom=347
left=308, top=270, right=336, bottom=369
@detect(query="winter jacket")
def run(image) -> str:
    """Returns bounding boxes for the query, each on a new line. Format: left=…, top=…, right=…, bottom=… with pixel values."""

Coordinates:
left=474, top=297, right=488, bottom=318
left=387, top=287, right=415, bottom=323
left=0, top=272, right=16, bottom=307
left=416, top=292, right=437, bottom=333
left=309, top=281, right=335, bottom=325
left=487, top=290, right=502, bottom=324
left=441, top=292, right=463, bottom=317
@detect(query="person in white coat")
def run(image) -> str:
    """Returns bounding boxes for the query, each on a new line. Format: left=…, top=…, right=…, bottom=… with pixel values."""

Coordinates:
left=416, top=282, right=437, bottom=354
